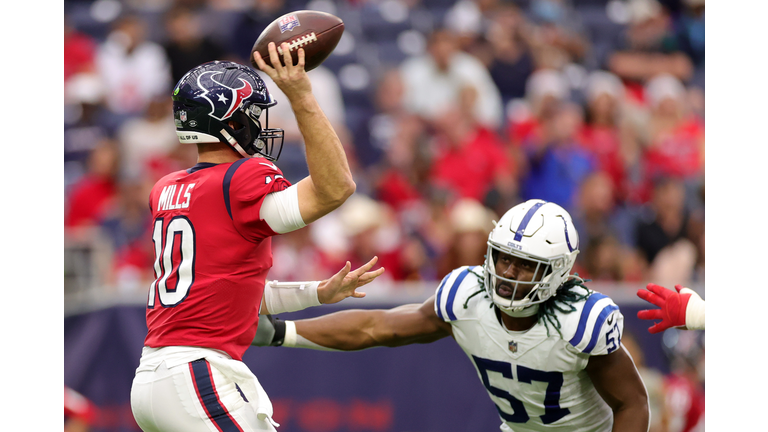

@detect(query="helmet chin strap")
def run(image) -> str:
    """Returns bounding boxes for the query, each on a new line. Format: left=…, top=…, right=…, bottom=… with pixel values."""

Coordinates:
left=499, top=301, right=540, bottom=317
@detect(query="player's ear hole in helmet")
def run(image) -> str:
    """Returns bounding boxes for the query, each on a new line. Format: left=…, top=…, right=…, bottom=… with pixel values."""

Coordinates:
left=172, top=61, right=285, bottom=161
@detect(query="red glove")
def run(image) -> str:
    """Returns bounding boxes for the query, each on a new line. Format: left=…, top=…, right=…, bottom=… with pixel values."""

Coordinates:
left=636, top=284, right=691, bottom=334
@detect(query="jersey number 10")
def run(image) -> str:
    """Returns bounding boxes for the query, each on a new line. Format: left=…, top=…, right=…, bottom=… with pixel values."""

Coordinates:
left=147, top=217, right=196, bottom=308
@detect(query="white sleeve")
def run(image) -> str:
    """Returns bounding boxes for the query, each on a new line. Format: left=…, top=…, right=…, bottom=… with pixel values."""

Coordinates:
left=681, top=288, right=705, bottom=330
left=263, top=280, right=321, bottom=314
left=259, top=183, right=306, bottom=234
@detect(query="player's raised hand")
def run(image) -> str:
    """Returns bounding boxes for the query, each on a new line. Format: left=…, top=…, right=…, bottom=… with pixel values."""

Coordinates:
left=636, top=283, right=689, bottom=334
left=317, top=257, right=385, bottom=305
left=252, top=42, right=312, bottom=102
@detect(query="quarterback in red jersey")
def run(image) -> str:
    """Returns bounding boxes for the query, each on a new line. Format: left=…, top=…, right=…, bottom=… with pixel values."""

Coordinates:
left=131, top=44, right=383, bottom=432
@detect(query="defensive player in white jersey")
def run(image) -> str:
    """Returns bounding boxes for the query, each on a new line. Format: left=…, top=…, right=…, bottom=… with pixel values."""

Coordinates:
left=254, top=199, right=650, bottom=431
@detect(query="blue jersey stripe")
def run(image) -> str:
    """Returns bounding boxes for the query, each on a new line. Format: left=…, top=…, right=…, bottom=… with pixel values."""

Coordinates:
left=187, top=162, right=218, bottom=174
left=445, top=268, right=470, bottom=321
left=568, top=293, right=608, bottom=348
left=190, top=359, right=244, bottom=431
left=223, top=158, right=249, bottom=220
left=514, top=201, right=546, bottom=241
left=434, top=274, right=451, bottom=321
left=583, top=304, right=619, bottom=354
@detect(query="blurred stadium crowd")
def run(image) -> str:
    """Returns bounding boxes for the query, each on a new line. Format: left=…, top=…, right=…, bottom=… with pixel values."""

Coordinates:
left=63, top=0, right=704, bottom=430
left=64, top=0, right=705, bottom=296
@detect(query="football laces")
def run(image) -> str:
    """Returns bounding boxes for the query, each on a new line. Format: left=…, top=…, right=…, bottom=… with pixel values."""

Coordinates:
left=276, top=32, right=318, bottom=55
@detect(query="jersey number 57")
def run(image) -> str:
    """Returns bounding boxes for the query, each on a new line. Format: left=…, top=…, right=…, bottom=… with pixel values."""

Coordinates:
left=472, top=355, right=570, bottom=425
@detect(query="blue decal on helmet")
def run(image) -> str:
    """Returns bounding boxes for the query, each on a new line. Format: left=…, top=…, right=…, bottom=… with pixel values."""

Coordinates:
left=558, top=216, right=577, bottom=252
left=513, top=201, right=546, bottom=241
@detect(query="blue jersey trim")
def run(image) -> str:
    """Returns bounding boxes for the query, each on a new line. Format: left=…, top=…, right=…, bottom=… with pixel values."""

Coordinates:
left=435, top=274, right=451, bottom=321
left=445, top=268, right=470, bottom=321
left=186, top=162, right=219, bottom=174
left=568, top=292, right=608, bottom=348
left=222, top=158, right=249, bottom=220
left=513, top=201, right=546, bottom=241
left=583, top=304, right=619, bottom=354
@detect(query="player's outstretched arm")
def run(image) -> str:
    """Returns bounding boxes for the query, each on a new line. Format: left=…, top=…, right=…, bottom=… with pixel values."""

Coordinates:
left=253, top=296, right=452, bottom=350
left=585, top=346, right=650, bottom=432
left=260, top=257, right=385, bottom=315
left=254, top=43, right=355, bottom=224
left=636, top=283, right=705, bottom=334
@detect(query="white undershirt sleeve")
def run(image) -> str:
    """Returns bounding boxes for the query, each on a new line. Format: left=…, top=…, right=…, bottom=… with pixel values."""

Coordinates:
left=259, top=183, right=306, bottom=234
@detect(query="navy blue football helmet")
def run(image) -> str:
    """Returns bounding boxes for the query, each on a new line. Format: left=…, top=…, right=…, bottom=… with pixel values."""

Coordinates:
left=172, top=61, right=284, bottom=160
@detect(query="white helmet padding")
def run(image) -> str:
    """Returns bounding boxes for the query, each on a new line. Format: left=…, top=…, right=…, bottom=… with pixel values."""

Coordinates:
left=484, top=199, right=580, bottom=316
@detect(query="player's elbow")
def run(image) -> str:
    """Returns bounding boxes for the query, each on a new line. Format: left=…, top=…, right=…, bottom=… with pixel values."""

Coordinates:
left=612, top=391, right=650, bottom=427
left=324, top=177, right=356, bottom=209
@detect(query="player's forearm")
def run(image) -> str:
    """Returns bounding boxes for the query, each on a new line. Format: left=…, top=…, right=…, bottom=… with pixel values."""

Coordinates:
left=294, top=310, right=392, bottom=351
left=290, top=93, right=355, bottom=214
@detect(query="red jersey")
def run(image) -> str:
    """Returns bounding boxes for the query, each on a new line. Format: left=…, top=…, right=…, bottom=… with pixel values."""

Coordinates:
left=430, top=128, right=512, bottom=201
left=144, top=158, right=291, bottom=360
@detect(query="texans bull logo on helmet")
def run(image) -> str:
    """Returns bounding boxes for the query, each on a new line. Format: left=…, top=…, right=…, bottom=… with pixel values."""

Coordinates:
left=172, top=61, right=285, bottom=161
left=196, top=71, right=258, bottom=121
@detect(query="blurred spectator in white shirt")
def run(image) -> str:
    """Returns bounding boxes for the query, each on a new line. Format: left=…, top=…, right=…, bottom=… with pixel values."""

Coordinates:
left=400, top=28, right=503, bottom=130
left=116, top=96, right=179, bottom=179
left=96, top=15, right=172, bottom=116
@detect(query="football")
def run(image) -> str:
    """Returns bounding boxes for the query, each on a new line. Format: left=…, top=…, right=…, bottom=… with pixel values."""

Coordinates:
left=250, top=10, right=344, bottom=72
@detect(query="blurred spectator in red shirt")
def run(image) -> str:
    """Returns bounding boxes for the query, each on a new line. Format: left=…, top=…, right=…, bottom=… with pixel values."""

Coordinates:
left=317, top=194, right=419, bottom=282
left=508, top=68, right=569, bottom=148
left=64, top=19, right=97, bottom=82
left=367, top=70, right=432, bottom=212
left=374, top=114, right=430, bottom=213
left=578, top=70, right=632, bottom=202
left=642, top=74, right=704, bottom=180
left=429, top=94, right=515, bottom=209
left=65, top=140, right=120, bottom=229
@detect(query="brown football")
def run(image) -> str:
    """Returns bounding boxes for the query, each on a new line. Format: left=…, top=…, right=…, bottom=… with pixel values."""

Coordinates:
left=250, top=10, right=344, bottom=72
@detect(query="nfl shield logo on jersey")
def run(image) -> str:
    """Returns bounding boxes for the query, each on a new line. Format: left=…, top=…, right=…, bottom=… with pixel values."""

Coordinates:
left=279, top=15, right=300, bottom=33
left=180, top=110, right=187, bottom=122
left=509, top=341, right=518, bottom=353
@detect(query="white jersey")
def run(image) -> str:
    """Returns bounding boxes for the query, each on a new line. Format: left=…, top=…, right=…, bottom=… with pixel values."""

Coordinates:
left=434, top=266, right=623, bottom=432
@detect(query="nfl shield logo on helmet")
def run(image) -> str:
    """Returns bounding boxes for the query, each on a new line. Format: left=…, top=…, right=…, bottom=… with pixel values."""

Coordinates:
left=179, top=110, right=187, bottom=122
left=279, top=14, right=300, bottom=33
left=509, top=341, right=518, bottom=353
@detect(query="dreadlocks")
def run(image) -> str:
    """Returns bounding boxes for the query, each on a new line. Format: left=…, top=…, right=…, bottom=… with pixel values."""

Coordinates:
left=463, top=267, right=592, bottom=337
left=537, top=275, right=592, bottom=337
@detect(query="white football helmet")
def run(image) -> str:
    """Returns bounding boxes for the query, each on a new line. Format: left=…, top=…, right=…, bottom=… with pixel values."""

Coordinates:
left=484, top=199, right=580, bottom=316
